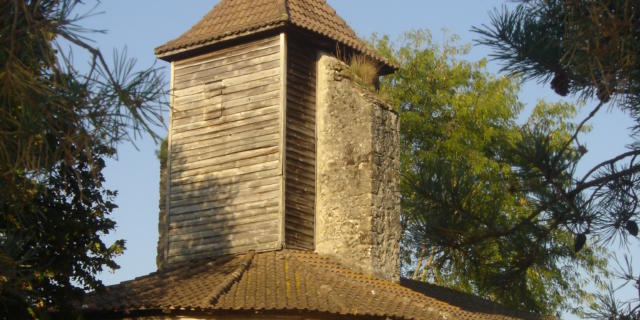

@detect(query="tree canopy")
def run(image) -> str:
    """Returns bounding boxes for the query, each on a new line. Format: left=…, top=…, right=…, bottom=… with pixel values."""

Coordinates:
left=473, top=0, right=639, bottom=109
left=0, top=1, right=166, bottom=318
left=473, top=1, right=640, bottom=317
left=372, top=30, right=608, bottom=315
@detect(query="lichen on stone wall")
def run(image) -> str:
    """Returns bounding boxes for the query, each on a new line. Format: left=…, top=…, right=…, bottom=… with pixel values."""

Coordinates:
left=315, top=53, right=401, bottom=281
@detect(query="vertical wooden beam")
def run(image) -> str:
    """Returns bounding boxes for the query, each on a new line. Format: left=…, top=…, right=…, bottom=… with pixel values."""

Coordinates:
left=314, top=52, right=321, bottom=251
left=164, top=61, right=175, bottom=265
left=279, top=32, right=288, bottom=248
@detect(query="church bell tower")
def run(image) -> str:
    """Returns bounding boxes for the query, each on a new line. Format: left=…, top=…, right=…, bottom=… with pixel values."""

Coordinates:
left=155, top=0, right=400, bottom=280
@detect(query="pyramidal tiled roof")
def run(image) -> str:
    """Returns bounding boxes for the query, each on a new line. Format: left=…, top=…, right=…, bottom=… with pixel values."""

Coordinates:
left=83, top=250, right=545, bottom=320
left=155, top=0, right=395, bottom=71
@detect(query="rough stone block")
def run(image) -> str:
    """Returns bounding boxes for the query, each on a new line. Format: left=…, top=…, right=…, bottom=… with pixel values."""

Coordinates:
left=315, top=53, right=401, bottom=281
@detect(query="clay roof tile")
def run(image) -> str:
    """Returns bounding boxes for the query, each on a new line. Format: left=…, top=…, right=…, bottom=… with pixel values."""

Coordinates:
left=83, top=250, right=547, bottom=320
left=155, top=0, right=396, bottom=72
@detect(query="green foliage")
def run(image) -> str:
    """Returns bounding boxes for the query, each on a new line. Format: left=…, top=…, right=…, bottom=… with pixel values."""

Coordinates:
left=473, top=2, right=640, bottom=317
left=0, top=0, right=166, bottom=318
left=156, top=138, right=168, bottom=165
left=471, top=1, right=640, bottom=248
left=0, top=0, right=165, bottom=175
left=372, top=30, right=607, bottom=315
left=586, top=255, right=640, bottom=319
left=0, top=144, right=123, bottom=319
left=472, top=0, right=639, bottom=109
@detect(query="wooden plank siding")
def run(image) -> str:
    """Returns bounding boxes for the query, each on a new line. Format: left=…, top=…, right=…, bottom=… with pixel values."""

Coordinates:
left=167, top=35, right=283, bottom=264
left=284, top=38, right=316, bottom=250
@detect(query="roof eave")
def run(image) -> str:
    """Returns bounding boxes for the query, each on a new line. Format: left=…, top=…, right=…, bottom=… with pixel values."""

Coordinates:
left=155, top=22, right=287, bottom=62
left=155, top=22, right=398, bottom=75
left=377, top=60, right=398, bottom=76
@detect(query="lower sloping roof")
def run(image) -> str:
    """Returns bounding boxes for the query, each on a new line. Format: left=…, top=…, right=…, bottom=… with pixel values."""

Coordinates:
left=82, top=250, right=545, bottom=320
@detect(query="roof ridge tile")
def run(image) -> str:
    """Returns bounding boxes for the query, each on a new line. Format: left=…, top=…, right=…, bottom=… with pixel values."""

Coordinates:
left=208, top=251, right=255, bottom=306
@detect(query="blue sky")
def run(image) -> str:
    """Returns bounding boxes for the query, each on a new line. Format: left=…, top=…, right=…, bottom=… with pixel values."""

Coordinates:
left=72, top=0, right=637, bottom=316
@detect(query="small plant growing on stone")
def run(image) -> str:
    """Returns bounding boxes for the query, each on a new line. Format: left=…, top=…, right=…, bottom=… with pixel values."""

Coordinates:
left=335, top=44, right=379, bottom=90
left=349, top=54, right=379, bottom=89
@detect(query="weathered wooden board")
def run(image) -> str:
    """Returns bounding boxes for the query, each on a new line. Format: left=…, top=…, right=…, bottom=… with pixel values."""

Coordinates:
left=171, top=153, right=280, bottom=181
left=173, top=124, right=280, bottom=154
left=166, top=34, right=283, bottom=263
left=170, top=212, right=280, bottom=240
left=176, top=44, right=280, bottom=77
left=174, top=37, right=280, bottom=68
left=166, top=237, right=280, bottom=264
left=170, top=203, right=280, bottom=229
left=173, top=60, right=281, bottom=91
left=170, top=173, right=280, bottom=215
left=168, top=230, right=279, bottom=259
left=171, top=144, right=280, bottom=174
left=172, top=106, right=280, bottom=140
left=171, top=134, right=280, bottom=167
left=172, top=160, right=280, bottom=187
left=284, top=38, right=316, bottom=250
left=170, top=176, right=281, bottom=208
left=169, top=197, right=280, bottom=224
left=168, top=220, right=279, bottom=251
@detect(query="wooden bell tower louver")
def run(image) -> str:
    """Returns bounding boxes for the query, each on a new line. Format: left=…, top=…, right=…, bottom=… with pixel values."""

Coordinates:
left=155, top=0, right=396, bottom=268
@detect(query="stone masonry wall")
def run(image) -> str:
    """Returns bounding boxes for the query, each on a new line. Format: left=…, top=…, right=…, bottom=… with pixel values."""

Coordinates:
left=315, top=54, right=401, bottom=280
left=370, top=95, right=402, bottom=278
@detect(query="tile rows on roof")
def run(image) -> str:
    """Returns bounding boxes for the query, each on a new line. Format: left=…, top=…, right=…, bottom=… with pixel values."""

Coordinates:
left=154, top=0, right=395, bottom=71
left=84, top=250, right=544, bottom=320
left=156, top=0, right=286, bottom=55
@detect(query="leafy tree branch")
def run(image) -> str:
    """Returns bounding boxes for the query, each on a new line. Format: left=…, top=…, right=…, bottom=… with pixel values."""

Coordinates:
left=0, top=1, right=168, bottom=318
